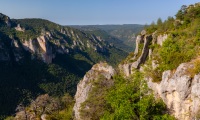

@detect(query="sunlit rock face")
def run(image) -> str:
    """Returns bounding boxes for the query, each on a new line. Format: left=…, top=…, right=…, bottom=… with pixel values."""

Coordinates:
left=146, top=61, right=200, bottom=120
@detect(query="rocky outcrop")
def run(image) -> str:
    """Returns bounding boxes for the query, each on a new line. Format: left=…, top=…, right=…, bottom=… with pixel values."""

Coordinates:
left=73, top=62, right=115, bottom=120
left=22, top=34, right=53, bottom=63
left=146, top=61, right=200, bottom=120
left=119, top=30, right=153, bottom=76
left=120, top=30, right=169, bottom=76
left=0, top=13, right=11, bottom=27
left=156, top=34, right=168, bottom=46
left=119, top=29, right=200, bottom=119
left=15, top=24, right=25, bottom=32
left=131, top=35, right=152, bottom=69
left=134, top=35, right=143, bottom=55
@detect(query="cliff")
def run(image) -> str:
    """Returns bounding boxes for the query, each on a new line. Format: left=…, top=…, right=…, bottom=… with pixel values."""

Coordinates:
left=0, top=13, right=128, bottom=119
left=119, top=29, right=200, bottom=119
left=119, top=30, right=168, bottom=76
left=0, top=13, right=127, bottom=66
left=22, top=33, right=53, bottom=63
left=147, top=60, right=200, bottom=120
left=73, top=62, right=115, bottom=120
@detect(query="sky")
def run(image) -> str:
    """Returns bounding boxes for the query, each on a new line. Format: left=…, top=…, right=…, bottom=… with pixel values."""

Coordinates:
left=0, top=0, right=200, bottom=25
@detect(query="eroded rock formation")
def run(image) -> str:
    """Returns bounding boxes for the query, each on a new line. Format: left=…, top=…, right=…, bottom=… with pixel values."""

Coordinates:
left=147, top=61, right=200, bottom=120
left=22, top=33, right=53, bottom=63
left=119, top=30, right=168, bottom=76
left=119, top=29, right=200, bottom=119
left=73, top=62, right=115, bottom=120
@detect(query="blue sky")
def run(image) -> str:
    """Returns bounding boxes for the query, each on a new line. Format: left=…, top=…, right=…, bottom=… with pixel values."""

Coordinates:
left=0, top=0, right=200, bottom=25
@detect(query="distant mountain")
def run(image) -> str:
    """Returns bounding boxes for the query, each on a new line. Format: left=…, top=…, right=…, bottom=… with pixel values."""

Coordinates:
left=71, top=24, right=144, bottom=52
left=0, top=13, right=128, bottom=119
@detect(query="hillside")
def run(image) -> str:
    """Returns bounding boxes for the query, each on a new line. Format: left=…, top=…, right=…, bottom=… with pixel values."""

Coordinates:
left=4, top=2, right=200, bottom=120
left=71, top=24, right=144, bottom=52
left=0, top=13, right=128, bottom=119
left=71, top=3, right=200, bottom=120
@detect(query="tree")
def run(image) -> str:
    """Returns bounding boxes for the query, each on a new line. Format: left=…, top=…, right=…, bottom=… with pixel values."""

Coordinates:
left=176, top=5, right=187, bottom=20
left=157, top=18, right=163, bottom=26
left=102, top=71, right=175, bottom=120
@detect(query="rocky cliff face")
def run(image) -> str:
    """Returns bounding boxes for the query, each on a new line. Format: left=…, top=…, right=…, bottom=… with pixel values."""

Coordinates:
left=147, top=60, right=200, bottom=120
left=0, top=13, right=127, bottom=66
left=22, top=33, right=53, bottom=63
left=119, top=29, right=200, bottom=120
left=0, top=13, right=11, bottom=27
left=119, top=30, right=168, bottom=76
left=73, top=62, right=115, bottom=120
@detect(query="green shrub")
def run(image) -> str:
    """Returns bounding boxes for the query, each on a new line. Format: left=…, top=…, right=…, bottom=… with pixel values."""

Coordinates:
left=143, top=60, right=162, bottom=82
left=193, top=59, right=200, bottom=75
left=102, top=71, right=174, bottom=120
left=79, top=75, right=113, bottom=120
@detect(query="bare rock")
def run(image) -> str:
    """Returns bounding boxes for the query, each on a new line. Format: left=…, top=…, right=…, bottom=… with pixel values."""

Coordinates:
left=134, top=35, right=143, bottom=55
left=15, top=24, right=25, bottom=32
left=141, top=30, right=146, bottom=36
left=146, top=61, right=200, bottom=120
left=132, top=35, right=152, bottom=69
left=22, top=34, right=53, bottom=63
left=157, top=34, right=168, bottom=46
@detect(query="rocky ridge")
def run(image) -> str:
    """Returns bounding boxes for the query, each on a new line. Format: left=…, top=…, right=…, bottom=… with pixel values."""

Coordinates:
left=75, top=29, right=200, bottom=119
left=73, top=62, right=115, bottom=120
left=119, top=30, right=168, bottom=76
left=0, top=13, right=126, bottom=65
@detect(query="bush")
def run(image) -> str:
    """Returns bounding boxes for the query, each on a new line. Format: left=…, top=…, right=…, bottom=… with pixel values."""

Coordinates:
left=102, top=71, right=175, bottom=120
left=157, top=37, right=195, bottom=72
left=143, top=60, right=162, bottom=82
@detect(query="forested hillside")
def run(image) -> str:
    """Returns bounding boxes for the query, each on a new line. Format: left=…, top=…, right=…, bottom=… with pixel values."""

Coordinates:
left=73, top=3, right=200, bottom=120
left=0, top=13, right=128, bottom=119
left=71, top=24, right=144, bottom=52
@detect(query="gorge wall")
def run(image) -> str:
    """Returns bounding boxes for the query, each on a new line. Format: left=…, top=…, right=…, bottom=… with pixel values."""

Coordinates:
left=119, top=30, right=200, bottom=120
left=74, top=29, right=200, bottom=120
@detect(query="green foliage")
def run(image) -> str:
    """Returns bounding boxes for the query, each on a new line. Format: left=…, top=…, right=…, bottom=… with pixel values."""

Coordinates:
left=101, top=71, right=174, bottom=120
left=195, top=108, right=200, bottom=120
left=188, top=59, right=200, bottom=77
left=0, top=59, right=79, bottom=119
left=46, top=94, right=74, bottom=120
left=143, top=60, right=162, bottom=82
left=146, top=22, right=157, bottom=34
left=4, top=116, right=15, bottom=120
left=155, top=36, right=196, bottom=72
left=143, top=3, right=200, bottom=83
left=121, top=43, right=144, bottom=64
left=193, top=59, right=200, bottom=75
left=71, top=24, right=144, bottom=52
left=79, top=75, right=113, bottom=119
left=12, top=93, right=74, bottom=120
left=157, top=18, right=163, bottom=26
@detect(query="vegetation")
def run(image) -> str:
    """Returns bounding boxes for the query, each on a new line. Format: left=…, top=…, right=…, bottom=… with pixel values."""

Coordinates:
left=10, top=93, right=74, bottom=120
left=143, top=3, right=200, bottom=82
left=0, top=13, right=128, bottom=119
left=79, top=71, right=175, bottom=120
left=71, top=24, right=144, bottom=52
left=80, top=75, right=113, bottom=119
left=101, top=71, right=175, bottom=120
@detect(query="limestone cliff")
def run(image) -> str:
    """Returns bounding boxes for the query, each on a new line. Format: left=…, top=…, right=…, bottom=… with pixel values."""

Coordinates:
left=73, top=62, right=115, bottom=120
left=22, top=33, right=53, bottom=63
left=147, top=60, right=200, bottom=120
left=119, top=30, right=168, bottom=76
left=119, top=29, right=200, bottom=120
